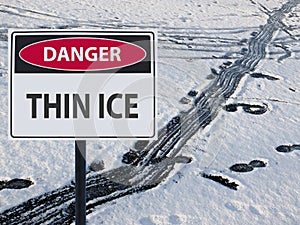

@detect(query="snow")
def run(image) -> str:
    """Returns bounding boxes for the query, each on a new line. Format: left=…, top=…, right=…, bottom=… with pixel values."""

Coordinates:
left=0, top=0, right=300, bottom=224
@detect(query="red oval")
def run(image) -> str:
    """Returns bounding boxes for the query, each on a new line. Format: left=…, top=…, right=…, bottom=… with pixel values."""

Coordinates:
left=19, top=38, right=146, bottom=71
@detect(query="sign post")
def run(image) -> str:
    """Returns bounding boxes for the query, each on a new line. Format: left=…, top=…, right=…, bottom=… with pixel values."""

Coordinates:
left=75, top=140, right=86, bottom=224
left=9, top=30, right=156, bottom=225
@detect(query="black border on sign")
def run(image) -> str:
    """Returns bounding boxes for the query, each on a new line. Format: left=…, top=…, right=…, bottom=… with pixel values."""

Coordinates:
left=9, top=30, right=156, bottom=139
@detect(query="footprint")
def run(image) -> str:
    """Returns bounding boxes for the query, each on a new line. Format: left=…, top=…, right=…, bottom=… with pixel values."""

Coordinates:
left=0, top=178, right=34, bottom=191
left=276, top=144, right=300, bottom=153
left=230, top=159, right=267, bottom=172
left=249, top=159, right=267, bottom=168
left=251, top=31, right=258, bottom=37
left=122, top=149, right=140, bottom=164
left=229, top=163, right=254, bottom=172
left=242, top=103, right=268, bottom=115
left=187, top=90, right=198, bottom=97
left=224, top=104, right=238, bottom=112
left=167, top=116, right=181, bottom=132
left=224, top=103, right=268, bottom=115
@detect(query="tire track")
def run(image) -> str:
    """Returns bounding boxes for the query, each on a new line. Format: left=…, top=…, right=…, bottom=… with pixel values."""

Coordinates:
left=0, top=0, right=299, bottom=224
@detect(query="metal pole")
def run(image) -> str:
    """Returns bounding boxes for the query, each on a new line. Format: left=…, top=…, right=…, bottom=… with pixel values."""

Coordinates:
left=75, top=140, right=86, bottom=225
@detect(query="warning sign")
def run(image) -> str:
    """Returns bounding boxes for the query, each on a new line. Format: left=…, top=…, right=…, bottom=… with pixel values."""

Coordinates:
left=9, top=30, right=156, bottom=139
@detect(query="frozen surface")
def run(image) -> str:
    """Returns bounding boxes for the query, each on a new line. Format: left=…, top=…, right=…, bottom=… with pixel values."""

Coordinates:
left=0, top=0, right=299, bottom=224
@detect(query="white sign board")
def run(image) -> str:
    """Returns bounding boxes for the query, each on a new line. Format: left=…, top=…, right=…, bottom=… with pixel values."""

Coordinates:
left=9, top=30, right=156, bottom=139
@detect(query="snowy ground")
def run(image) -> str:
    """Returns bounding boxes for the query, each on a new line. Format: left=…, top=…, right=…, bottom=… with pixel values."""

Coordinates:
left=0, top=0, right=299, bottom=225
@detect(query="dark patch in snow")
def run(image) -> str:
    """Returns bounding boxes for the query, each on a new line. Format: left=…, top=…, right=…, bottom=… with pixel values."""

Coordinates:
left=179, top=97, right=191, bottom=104
left=89, top=159, right=105, bottom=172
left=288, top=87, right=295, bottom=92
left=206, top=74, right=216, bottom=79
left=0, top=32, right=7, bottom=41
left=174, top=155, right=193, bottom=164
left=38, top=24, right=81, bottom=29
left=223, top=61, right=233, bottom=66
left=239, top=38, right=248, bottom=45
left=241, top=47, right=248, bottom=54
left=210, top=68, right=219, bottom=76
left=202, top=173, right=239, bottom=190
left=250, top=72, right=279, bottom=80
left=134, top=140, right=149, bottom=151
left=251, top=31, right=258, bottom=36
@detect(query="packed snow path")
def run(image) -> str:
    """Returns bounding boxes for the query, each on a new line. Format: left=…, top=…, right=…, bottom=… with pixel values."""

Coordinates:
left=0, top=0, right=299, bottom=224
